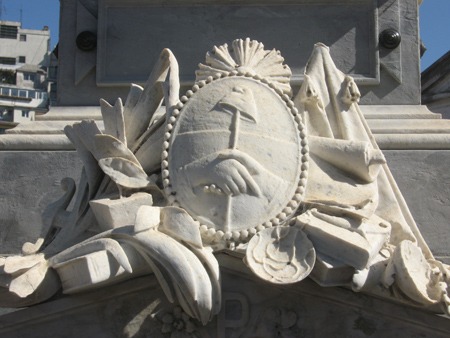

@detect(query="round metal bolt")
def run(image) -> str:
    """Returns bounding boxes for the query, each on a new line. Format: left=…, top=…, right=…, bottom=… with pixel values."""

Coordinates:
left=379, top=29, right=401, bottom=49
left=76, top=31, right=97, bottom=51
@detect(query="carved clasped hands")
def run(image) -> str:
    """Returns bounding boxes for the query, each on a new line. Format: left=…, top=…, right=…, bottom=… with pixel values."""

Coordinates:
left=183, top=149, right=263, bottom=197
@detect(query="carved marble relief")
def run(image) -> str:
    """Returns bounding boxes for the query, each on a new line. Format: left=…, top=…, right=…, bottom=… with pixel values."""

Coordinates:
left=1, top=39, right=449, bottom=325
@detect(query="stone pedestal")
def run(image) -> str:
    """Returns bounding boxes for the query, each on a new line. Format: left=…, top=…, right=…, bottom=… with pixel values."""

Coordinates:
left=59, top=0, right=421, bottom=106
left=1, top=0, right=450, bottom=335
left=0, top=256, right=449, bottom=337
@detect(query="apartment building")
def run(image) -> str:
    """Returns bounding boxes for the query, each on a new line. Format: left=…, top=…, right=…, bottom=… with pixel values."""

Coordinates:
left=0, top=20, right=51, bottom=130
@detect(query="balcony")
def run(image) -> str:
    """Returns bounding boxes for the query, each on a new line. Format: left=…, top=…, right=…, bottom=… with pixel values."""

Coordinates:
left=0, top=85, right=48, bottom=109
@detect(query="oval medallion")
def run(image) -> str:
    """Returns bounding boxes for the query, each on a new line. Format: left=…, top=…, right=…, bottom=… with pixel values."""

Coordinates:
left=164, top=76, right=306, bottom=238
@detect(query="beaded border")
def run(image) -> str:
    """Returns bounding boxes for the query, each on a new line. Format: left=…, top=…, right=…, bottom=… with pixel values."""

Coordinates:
left=161, top=70, right=309, bottom=243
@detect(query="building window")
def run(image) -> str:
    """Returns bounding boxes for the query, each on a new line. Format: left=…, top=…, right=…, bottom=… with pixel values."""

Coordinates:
left=6, top=109, right=13, bottom=120
left=0, top=69, right=16, bottom=84
left=1, top=88, right=9, bottom=96
left=19, top=34, right=26, bottom=41
left=23, top=73, right=35, bottom=82
left=10, top=89, right=19, bottom=97
left=19, top=90, right=27, bottom=98
left=19, top=56, right=26, bottom=63
left=22, top=110, right=29, bottom=118
left=28, top=91, right=36, bottom=99
left=0, top=57, right=16, bottom=65
left=0, top=108, right=13, bottom=122
left=0, top=25, right=18, bottom=39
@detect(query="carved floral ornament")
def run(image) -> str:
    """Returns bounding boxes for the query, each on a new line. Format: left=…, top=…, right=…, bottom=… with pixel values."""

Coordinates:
left=1, top=38, right=450, bottom=325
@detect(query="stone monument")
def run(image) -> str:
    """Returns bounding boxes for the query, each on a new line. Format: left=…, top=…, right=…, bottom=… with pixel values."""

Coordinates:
left=1, top=0, right=450, bottom=336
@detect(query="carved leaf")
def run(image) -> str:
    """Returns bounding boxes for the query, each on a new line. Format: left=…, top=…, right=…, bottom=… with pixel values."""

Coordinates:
left=135, top=205, right=161, bottom=233
left=4, top=254, right=46, bottom=274
left=160, top=207, right=203, bottom=248
left=122, top=84, right=144, bottom=147
left=118, top=238, right=176, bottom=303
left=94, top=134, right=141, bottom=167
left=125, top=49, right=179, bottom=150
left=65, top=125, right=103, bottom=195
left=131, top=230, right=214, bottom=325
left=186, top=245, right=221, bottom=320
left=98, top=157, right=151, bottom=189
left=0, top=255, right=61, bottom=308
left=137, top=206, right=221, bottom=320
left=9, top=261, right=50, bottom=298
left=0, top=260, right=60, bottom=307
left=72, top=120, right=103, bottom=158
left=50, top=237, right=133, bottom=274
left=100, top=98, right=126, bottom=146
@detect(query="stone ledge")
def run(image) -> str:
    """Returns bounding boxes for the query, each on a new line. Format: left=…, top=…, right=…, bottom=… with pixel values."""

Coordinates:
left=2, top=105, right=450, bottom=150
left=0, top=135, right=74, bottom=150
left=368, top=119, right=450, bottom=134
left=376, top=134, right=450, bottom=149
left=1, top=259, right=449, bottom=337
left=35, top=106, right=102, bottom=121
left=361, top=105, right=441, bottom=119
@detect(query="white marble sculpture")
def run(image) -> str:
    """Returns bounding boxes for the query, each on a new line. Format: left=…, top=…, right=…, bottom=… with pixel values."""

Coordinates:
left=1, top=39, right=450, bottom=322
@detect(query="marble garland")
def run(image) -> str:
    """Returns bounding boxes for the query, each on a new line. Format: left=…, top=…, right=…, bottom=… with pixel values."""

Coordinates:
left=1, top=38, right=449, bottom=324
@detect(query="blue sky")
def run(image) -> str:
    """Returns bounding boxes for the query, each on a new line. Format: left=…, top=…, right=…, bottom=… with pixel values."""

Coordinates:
left=1, top=0, right=449, bottom=72
left=419, top=0, right=450, bottom=70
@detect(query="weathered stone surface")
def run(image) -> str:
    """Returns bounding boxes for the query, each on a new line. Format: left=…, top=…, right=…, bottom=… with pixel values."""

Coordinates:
left=422, top=50, right=450, bottom=120
left=57, top=0, right=421, bottom=106
left=384, top=150, right=450, bottom=263
left=1, top=0, right=450, bottom=326
left=0, top=151, right=82, bottom=254
left=2, top=38, right=449, bottom=323
left=2, top=150, right=448, bottom=291
left=0, top=263, right=449, bottom=338
left=0, top=0, right=448, bottom=334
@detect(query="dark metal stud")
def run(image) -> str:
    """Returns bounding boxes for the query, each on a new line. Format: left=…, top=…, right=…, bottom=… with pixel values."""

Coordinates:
left=379, top=29, right=401, bottom=49
left=76, top=31, right=97, bottom=51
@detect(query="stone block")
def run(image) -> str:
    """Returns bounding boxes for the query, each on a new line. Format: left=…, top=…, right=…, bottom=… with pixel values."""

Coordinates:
left=89, top=192, right=153, bottom=231
left=58, top=0, right=421, bottom=106
left=0, top=151, right=82, bottom=254
left=384, top=150, right=450, bottom=263
left=1, top=264, right=449, bottom=337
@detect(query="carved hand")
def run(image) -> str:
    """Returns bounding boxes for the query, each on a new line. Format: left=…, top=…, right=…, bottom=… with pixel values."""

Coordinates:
left=183, top=150, right=263, bottom=197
